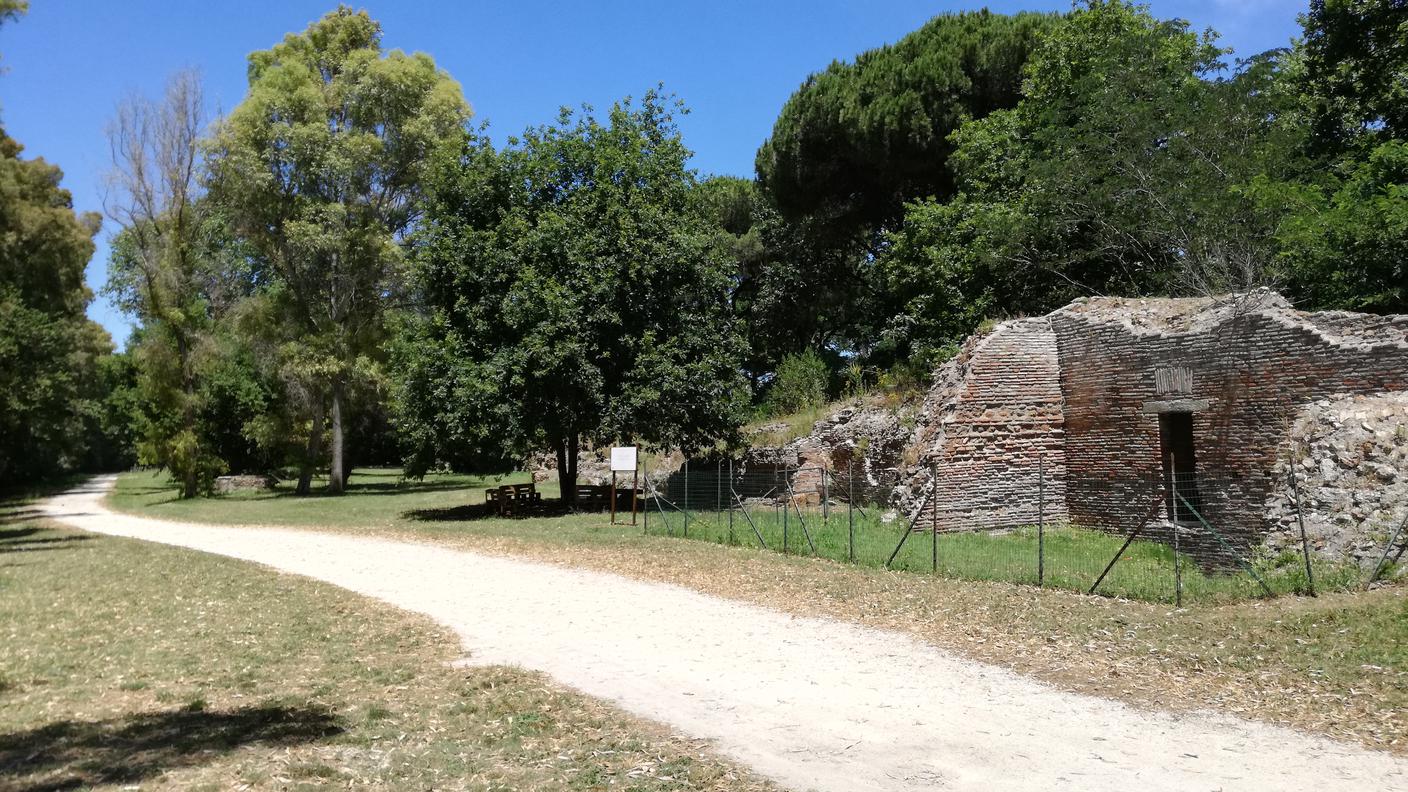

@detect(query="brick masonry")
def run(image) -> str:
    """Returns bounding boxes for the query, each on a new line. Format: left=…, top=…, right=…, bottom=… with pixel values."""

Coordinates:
left=905, top=317, right=1068, bottom=531
left=1050, top=291, right=1408, bottom=555
left=884, top=290, right=1408, bottom=561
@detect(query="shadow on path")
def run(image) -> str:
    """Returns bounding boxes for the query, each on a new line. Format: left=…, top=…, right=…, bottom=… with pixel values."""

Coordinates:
left=0, top=704, right=342, bottom=791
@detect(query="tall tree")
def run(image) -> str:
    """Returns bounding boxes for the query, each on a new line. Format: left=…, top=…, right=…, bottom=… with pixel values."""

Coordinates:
left=880, top=0, right=1300, bottom=358
left=756, top=10, right=1058, bottom=238
left=1300, top=0, right=1408, bottom=154
left=394, top=91, right=748, bottom=500
left=1250, top=0, right=1408, bottom=314
left=0, top=128, right=106, bottom=483
left=104, top=69, right=219, bottom=497
left=750, top=10, right=1058, bottom=368
left=206, top=6, right=470, bottom=494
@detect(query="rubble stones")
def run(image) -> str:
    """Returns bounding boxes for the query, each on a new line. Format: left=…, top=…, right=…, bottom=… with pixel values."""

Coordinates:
left=1263, top=393, right=1408, bottom=570
left=214, top=475, right=275, bottom=494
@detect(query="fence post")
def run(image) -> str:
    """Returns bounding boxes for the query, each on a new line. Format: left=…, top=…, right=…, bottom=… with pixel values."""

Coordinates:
left=1172, top=504, right=1183, bottom=607
left=683, top=458, right=689, bottom=538
left=1171, top=456, right=1183, bottom=607
left=847, top=458, right=855, bottom=563
left=728, top=458, right=735, bottom=544
left=643, top=462, right=649, bottom=536
left=1287, top=443, right=1316, bottom=596
left=716, top=459, right=722, bottom=533
left=783, top=467, right=790, bottom=555
left=1037, top=454, right=1045, bottom=587
left=822, top=467, right=829, bottom=526
left=931, top=461, right=938, bottom=574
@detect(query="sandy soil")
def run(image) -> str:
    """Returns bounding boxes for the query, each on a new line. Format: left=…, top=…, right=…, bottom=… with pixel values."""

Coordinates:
left=40, top=476, right=1408, bottom=792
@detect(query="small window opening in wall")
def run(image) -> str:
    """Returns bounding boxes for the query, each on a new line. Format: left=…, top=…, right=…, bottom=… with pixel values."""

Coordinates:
left=1159, top=412, right=1201, bottom=523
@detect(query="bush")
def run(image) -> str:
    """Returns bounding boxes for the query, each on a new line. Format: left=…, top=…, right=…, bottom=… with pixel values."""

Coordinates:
left=766, top=350, right=829, bottom=416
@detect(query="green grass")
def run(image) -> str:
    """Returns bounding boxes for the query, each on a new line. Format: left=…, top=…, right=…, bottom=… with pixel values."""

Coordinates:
left=109, top=467, right=558, bottom=529
left=0, top=489, right=772, bottom=790
left=112, top=468, right=1367, bottom=605
left=645, top=503, right=1368, bottom=604
left=741, top=403, right=836, bottom=447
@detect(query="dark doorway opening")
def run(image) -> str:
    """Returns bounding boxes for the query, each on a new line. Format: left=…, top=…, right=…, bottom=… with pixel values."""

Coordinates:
left=1159, top=412, right=1201, bottom=523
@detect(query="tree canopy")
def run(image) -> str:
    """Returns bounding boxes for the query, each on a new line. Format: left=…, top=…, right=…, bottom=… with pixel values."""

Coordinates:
left=206, top=5, right=470, bottom=494
left=756, top=10, right=1058, bottom=239
left=394, top=91, right=747, bottom=496
left=878, top=0, right=1307, bottom=358
left=0, top=127, right=108, bottom=484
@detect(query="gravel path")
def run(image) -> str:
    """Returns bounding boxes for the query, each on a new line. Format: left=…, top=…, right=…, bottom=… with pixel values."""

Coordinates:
left=41, top=477, right=1408, bottom=792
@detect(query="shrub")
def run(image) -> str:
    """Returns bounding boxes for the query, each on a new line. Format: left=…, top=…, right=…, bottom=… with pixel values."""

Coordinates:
left=766, top=350, right=829, bottom=416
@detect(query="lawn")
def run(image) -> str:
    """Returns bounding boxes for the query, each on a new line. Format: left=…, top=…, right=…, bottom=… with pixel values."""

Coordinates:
left=106, top=468, right=1408, bottom=753
left=106, top=467, right=552, bottom=529
left=648, top=504, right=1366, bottom=604
left=0, top=491, right=771, bottom=790
left=112, top=468, right=1364, bottom=605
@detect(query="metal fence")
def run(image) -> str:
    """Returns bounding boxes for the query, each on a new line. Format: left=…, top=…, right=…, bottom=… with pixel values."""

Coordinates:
left=640, top=457, right=1403, bottom=605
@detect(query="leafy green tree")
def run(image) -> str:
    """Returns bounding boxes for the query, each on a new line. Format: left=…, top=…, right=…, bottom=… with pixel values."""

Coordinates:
left=1247, top=0, right=1408, bottom=315
left=77, top=348, right=141, bottom=473
left=104, top=70, right=226, bottom=496
left=394, top=91, right=748, bottom=500
left=1254, top=139, right=1408, bottom=315
left=881, top=1, right=1300, bottom=356
left=757, top=10, right=1058, bottom=237
left=206, top=6, right=470, bottom=494
left=1300, top=0, right=1408, bottom=154
left=0, top=124, right=105, bottom=484
left=748, top=11, right=1059, bottom=371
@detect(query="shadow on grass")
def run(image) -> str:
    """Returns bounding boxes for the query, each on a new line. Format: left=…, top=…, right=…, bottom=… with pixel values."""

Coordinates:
left=0, top=528, right=94, bottom=555
left=0, top=704, right=342, bottom=792
left=404, top=501, right=601, bottom=522
left=263, top=479, right=476, bottom=498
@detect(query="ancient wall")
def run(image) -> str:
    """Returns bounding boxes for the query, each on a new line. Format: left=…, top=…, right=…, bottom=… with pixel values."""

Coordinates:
left=904, top=317, right=1068, bottom=531
left=1050, top=292, right=1408, bottom=554
left=1262, top=392, right=1408, bottom=569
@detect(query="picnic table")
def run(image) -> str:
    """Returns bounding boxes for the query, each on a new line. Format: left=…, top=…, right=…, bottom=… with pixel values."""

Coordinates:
left=575, top=484, right=640, bottom=513
left=485, top=482, right=542, bottom=516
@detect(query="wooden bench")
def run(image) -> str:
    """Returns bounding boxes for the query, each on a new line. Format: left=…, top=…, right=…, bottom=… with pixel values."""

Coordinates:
left=574, top=484, right=640, bottom=513
left=484, top=482, right=542, bottom=516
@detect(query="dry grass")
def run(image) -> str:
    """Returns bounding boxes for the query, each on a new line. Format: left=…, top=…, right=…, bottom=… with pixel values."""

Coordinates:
left=106, top=470, right=1408, bottom=756
left=0, top=514, right=774, bottom=789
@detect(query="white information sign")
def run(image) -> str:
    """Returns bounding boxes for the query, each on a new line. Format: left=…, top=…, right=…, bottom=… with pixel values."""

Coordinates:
left=610, top=446, right=638, bottom=472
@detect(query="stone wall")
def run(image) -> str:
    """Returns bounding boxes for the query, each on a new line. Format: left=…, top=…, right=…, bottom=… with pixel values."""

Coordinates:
left=901, top=317, right=1068, bottom=531
left=1263, top=393, right=1408, bottom=569
left=1050, top=291, right=1408, bottom=555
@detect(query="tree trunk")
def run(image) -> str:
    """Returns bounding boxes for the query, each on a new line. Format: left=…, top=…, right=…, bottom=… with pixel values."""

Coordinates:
left=176, top=331, right=199, bottom=499
left=557, top=434, right=580, bottom=507
left=297, top=395, right=324, bottom=496
left=328, top=377, right=346, bottom=495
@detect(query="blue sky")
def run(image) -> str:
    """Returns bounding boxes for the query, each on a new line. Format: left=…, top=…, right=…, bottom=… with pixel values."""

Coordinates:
left=1, top=1, right=1305, bottom=348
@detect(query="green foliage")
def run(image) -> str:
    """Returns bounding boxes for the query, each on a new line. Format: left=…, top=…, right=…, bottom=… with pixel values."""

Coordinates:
left=0, top=127, right=112, bottom=484
left=394, top=90, right=748, bottom=479
left=1254, top=140, right=1408, bottom=313
left=747, top=11, right=1057, bottom=374
left=879, top=0, right=1302, bottom=358
left=756, top=10, right=1058, bottom=235
left=1299, top=0, right=1408, bottom=153
left=206, top=5, right=470, bottom=493
left=764, top=350, right=829, bottom=417
left=80, top=350, right=141, bottom=472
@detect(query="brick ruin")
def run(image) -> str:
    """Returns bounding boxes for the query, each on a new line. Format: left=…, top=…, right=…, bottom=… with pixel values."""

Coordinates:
left=787, top=290, right=1408, bottom=561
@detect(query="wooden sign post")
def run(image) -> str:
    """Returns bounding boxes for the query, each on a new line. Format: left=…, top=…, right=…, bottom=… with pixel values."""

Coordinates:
left=609, top=446, right=638, bottom=525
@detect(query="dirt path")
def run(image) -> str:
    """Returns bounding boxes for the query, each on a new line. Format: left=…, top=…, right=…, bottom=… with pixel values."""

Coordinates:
left=40, top=477, right=1407, bottom=792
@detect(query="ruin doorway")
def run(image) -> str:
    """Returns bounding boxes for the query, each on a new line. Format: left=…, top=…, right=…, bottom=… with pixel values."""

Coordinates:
left=1159, top=412, right=1201, bottom=523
